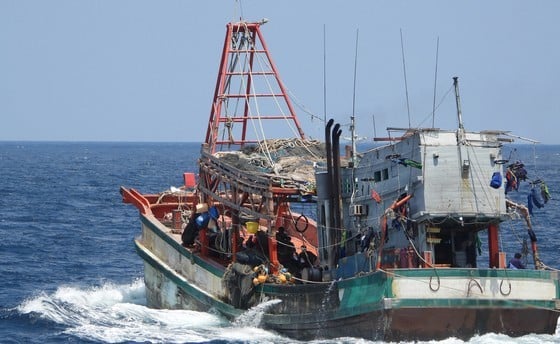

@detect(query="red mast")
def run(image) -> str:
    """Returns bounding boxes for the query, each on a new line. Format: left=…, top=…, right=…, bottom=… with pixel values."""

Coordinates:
left=205, top=21, right=306, bottom=153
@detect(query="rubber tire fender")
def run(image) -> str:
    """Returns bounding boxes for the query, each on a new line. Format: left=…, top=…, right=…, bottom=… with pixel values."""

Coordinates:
left=295, top=214, right=309, bottom=233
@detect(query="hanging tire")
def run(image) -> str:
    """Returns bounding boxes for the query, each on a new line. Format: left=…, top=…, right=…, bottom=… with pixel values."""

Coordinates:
left=295, top=214, right=309, bottom=233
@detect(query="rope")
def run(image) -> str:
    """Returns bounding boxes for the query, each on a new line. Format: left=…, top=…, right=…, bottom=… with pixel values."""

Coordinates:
left=253, top=52, right=302, bottom=140
left=467, top=278, right=483, bottom=297
left=217, top=23, right=247, bottom=149
left=499, top=273, right=512, bottom=297
left=290, top=275, right=331, bottom=285
left=540, top=263, right=560, bottom=272
left=225, top=218, right=358, bottom=257
left=288, top=89, right=324, bottom=123
left=406, top=236, right=432, bottom=268
left=213, top=22, right=322, bottom=165
left=429, top=273, right=441, bottom=292
left=406, top=84, right=454, bottom=129
left=378, top=268, right=560, bottom=312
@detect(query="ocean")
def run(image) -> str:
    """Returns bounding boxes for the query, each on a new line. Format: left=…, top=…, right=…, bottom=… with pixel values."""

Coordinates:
left=1, top=141, right=559, bottom=343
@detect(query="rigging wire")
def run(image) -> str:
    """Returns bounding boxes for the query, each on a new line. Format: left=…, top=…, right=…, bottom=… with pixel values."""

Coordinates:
left=413, top=84, right=454, bottom=128
left=252, top=49, right=321, bottom=160
left=288, top=90, right=324, bottom=123
left=238, top=26, right=322, bottom=159
left=350, top=28, right=359, bottom=202
left=221, top=28, right=248, bottom=148
left=226, top=23, right=319, bottom=165
left=431, top=36, right=439, bottom=128
left=400, top=28, right=411, bottom=128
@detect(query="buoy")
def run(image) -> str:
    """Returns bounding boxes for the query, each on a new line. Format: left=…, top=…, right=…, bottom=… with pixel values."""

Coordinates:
left=257, top=274, right=267, bottom=284
left=371, top=189, right=382, bottom=203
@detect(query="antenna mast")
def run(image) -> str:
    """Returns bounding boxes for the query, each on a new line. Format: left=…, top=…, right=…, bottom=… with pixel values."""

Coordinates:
left=453, top=76, right=465, bottom=131
left=400, top=29, right=411, bottom=128
left=453, top=76, right=466, bottom=146
left=351, top=28, right=359, bottom=166
left=323, top=24, right=327, bottom=124
left=431, top=37, right=439, bottom=128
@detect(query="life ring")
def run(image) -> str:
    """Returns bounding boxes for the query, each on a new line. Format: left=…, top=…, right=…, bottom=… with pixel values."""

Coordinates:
left=295, top=214, right=309, bottom=233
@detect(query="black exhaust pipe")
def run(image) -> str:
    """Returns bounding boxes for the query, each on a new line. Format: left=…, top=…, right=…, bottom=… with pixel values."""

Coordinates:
left=325, top=119, right=334, bottom=190
left=324, top=119, right=335, bottom=269
left=332, top=124, right=342, bottom=264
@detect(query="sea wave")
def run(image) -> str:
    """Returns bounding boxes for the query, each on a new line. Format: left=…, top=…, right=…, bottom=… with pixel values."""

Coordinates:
left=15, top=280, right=288, bottom=343
left=13, top=279, right=560, bottom=343
left=4, top=142, right=560, bottom=344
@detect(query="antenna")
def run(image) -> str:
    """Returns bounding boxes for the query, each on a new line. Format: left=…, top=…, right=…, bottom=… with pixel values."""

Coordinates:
left=235, top=0, right=244, bottom=21
left=352, top=29, right=359, bottom=118
left=323, top=24, right=327, bottom=124
left=351, top=28, right=359, bottom=166
left=400, top=29, right=411, bottom=128
left=372, top=114, right=377, bottom=139
left=453, top=77, right=465, bottom=135
left=431, top=37, right=439, bottom=128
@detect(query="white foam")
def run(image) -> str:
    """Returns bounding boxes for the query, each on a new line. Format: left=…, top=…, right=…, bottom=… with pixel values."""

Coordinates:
left=16, top=279, right=249, bottom=343
left=233, top=298, right=282, bottom=327
left=16, top=280, right=560, bottom=343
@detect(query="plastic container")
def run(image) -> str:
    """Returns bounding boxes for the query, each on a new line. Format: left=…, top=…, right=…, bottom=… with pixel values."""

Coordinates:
left=208, top=206, right=219, bottom=219
left=196, top=203, right=208, bottom=213
left=246, top=221, right=258, bottom=234
left=183, top=172, right=196, bottom=188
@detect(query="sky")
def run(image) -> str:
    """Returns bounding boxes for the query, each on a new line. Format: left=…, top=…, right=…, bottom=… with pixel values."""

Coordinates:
left=1, top=1, right=559, bottom=143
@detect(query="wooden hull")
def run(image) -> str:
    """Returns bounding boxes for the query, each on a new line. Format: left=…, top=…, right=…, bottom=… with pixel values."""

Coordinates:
left=269, top=307, right=559, bottom=341
left=135, top=213, right=559, bottom=341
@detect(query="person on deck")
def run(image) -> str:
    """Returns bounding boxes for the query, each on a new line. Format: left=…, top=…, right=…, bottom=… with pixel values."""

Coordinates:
left=508, top=252, right=526, bottom=269
left=255, top=229, right=269, bottom=259
left=297, top=245, right=318, bottom=269
left=275, top=226, right=290, bottom=244
left=276, top=227, right=298, bottom=273
left=236, top=235, right=265, bottom=267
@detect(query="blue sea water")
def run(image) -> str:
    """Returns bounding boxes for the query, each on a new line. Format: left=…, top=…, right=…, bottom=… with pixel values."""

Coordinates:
left=1, top=141, right=560, bottom=343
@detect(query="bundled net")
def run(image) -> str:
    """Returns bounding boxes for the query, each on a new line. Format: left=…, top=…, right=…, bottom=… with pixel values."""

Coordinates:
left=214, top=139, right=327, bottom=194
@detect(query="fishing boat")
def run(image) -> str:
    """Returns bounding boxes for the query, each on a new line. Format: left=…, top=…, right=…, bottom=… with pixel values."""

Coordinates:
left=120, top=20, right=559, bottom=341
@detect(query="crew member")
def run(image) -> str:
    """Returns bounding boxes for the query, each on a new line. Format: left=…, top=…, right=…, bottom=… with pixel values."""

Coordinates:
left=298, top=245, right=317, bottom=268
left=276, top=227, right=298, bottom=272
left=508, top=252, right=526, bottom=269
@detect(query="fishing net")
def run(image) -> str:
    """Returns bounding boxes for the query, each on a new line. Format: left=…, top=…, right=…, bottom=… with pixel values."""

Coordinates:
left=214, top=138, right=327, bottom=194
left=222, top=262, right=257, bottom=309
